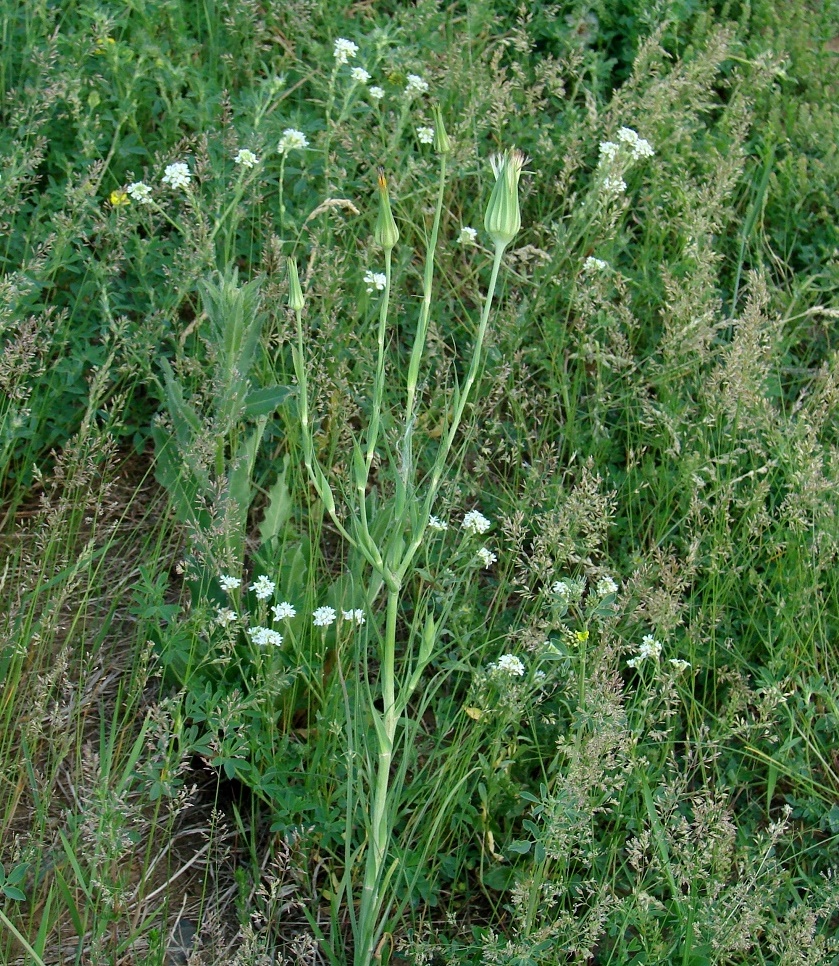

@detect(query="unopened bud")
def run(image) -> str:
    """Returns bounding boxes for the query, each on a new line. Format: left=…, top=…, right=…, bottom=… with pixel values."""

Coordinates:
left=432, top=105, right=451, bottom=155
left=286, top=257, right=305, bottom=311
left=484, top=148, right=527, bottom=251
left=374, top=167, right=400, bottom=251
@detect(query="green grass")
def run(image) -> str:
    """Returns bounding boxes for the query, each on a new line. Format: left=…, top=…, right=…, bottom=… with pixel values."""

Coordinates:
left=2, top=0, right=839, bottom=963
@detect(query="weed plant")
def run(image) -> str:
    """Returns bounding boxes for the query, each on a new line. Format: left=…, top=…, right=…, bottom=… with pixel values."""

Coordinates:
left=2, top=1, right=839, bottom=964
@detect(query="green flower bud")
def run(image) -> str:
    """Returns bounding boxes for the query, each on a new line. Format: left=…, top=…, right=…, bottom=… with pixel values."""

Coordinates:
left=286, top=257, right=305, bottom=311
left=374, top=167, right=400, bottom=251
left=432, top=105, right=451, bottom=155
left=484, top=148, right=527, bottom=251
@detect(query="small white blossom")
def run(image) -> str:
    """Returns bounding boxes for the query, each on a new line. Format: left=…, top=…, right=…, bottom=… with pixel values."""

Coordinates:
left=350, top=67, right=370, bottom=83
left=428, top=515, right=449, bottom=531
left=272, top=601, right=297, bottom=621
left=126, top=181, right=152, bottom=204
left=598, top=141, right=619, bottom=163
left=249, top=625, right=283, bottom=647
left=552, top=580, right=570, bottom=597
left=215, top=607, right=237, bottom=626
left=278, top=128, right=309, bottom=153
left=369, top=86, right=385, bottom=100
left=313, top=606, right=337, bottom=627
left=627, top=634, right=663, bottom=668
left=161, top=162, right=191, bottom=189
left=583, top=256, right=609, bottom=273
left=416, top=126, right=434, bottom=144
left=490, top=654, right=526, bottom=676
left=404, top=73, right=429, bottom=96
left=457, top=226, right=478, bottom=245
left=617, top=126, right=654, bottom=159
left=602, top=175, right=626, bottom=195
left=342, top=608, right=366, bottom=626
left=219, top=574, right=242, bottom=592
left=333, top=38, right=359, bottom=64
left=669, top=658, right=691, bottom=673
left=595, top=575, right=618, bottom=597
left=462, top=510, right=491, bottom=535
left=364, top=270, right=387, bottom=293
left=250, top=575, right=276, bottom=600
left=477, top=547, right=497, bottom=568
left=234, top=149, right=259, bottom=168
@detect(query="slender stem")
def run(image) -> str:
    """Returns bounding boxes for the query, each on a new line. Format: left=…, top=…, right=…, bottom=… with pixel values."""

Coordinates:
left=356, top=585, right=401, bottom=966
left=396, top=244, right=506, bottom=584
left=278, top=154, right=287, bottom=231
left=366, top=247, right=392, bottom=469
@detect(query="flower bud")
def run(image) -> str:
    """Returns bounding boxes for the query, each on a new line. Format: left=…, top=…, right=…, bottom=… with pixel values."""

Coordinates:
left=286, top=257, right=305, bottom=311
left=484, top=147, right=527, bottom=251
left=374, top=167, right=400, bottom=251
left=432, top=105, right=451, bottom=155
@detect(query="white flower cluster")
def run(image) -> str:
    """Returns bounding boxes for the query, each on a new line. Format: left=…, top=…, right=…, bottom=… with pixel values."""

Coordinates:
left=617, top=126, right=655, bottom=160
left=369, top=86, right=385, bottom=101
left=364, top=270, right=387, bottom=293
left=272, top=601, right=296, bottom=621
left=428, top=515, right=449, bottom=531
left=476, top=547, right=497, bottom=568
left=583, top=256, right=609, bottom=273
left=333, top=37, right=359, bottom=64
left=278, top=128, right=308, bottom=154
left=127, top=181, right=152, bottom=204
left=458, top=226, right=478, bottom=245
left=595, top=575, right=618, bottom=597
left=249, top=626, right=283, bottom=647
left=416, top=126, right=434, bottom=144
left=462, top=510, right=491, bottom=535
left=234, top=149, right=259, bottom=168
left=313, top=606, right=337, bottom=627
left=351, top=67, right=370, bottom=84
left=161, top=162, right=191, bottom=189
left=489, top=654, right=526, bottom=676
left=405, top=73, right=429, bottom=96
left=250, top=575, right=276, bottom=600
left=627, top=634, right=663, bottom=668
left=342, top=608, right=366, bottom=626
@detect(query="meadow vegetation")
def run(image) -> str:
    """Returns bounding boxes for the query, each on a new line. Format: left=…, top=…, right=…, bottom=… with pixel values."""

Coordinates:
left=2, top=1, right=839, bottom=963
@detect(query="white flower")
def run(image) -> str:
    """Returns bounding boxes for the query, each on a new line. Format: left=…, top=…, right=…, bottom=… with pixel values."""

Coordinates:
left=313, top=606, right=337, bottom=627
left=490, top=654, right=525, bottom=676
left=278, top=128, right=309, bottom=153
left=428, top=515, right=449, bottom=531
left=669, top=658, right=691, bottom=673
left=215, top=607, right=237, bottom=626
left=602, top=175, right=626, bottom=195
left=249, top=575, right=276, bottom=600
left=416, top=126, right=434, bottom=144
left=342, top=608, right=366, bottom=626
left=457, top=226, right=478, bottom=245
left=595, top=575, right=618, bottom=597
left=404, top=73, right=429, bottom=96
left=369, top=86, right=385, bottom=100
left=126, top=181, right=152, bottom=204
left=364, top=270, right=387, bottom=293
left=551, top=580, right=570, bottom=597
left=583, top=256, right=609, bottom=273
left=477, top=547, right=497, bottom=568
left=272, top=601, right=296, bottom=621
left=234, top=149, right=259, bottom=168
left=350, top=67, right=370, bottom=84
left=617, top=126, right=654, bottom=159
left=462, top=510, right=491, bottom=535
left=598, top=141, right=619, bottom=163
left=161, top=162, right=191, bottom=189
left=333, top=38, right=358, bottom=64
left=627, top=634, right=663, bottom=668
left=219, top=574, right=242, bottom=592
left=249, top=625, right=283, bottom=647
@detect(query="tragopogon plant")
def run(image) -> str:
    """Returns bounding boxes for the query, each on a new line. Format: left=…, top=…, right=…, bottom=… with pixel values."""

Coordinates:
left=289, top=119, right=527, bottom=966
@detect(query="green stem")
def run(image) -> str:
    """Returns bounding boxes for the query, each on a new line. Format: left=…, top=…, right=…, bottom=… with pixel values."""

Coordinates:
left=396, top=243, right=507, bottom=584
left=365, top=248, right=393, bottom=471
left=355, top=585, right=401, bottom=966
